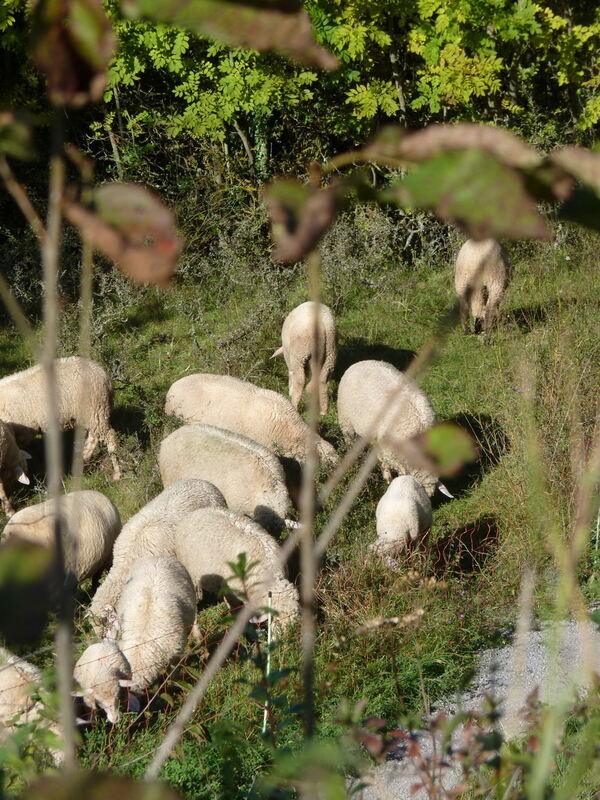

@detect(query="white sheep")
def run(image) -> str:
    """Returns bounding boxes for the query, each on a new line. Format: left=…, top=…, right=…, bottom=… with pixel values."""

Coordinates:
left=116, top=556, right=197, bottom=692
left=337, top=360, right=443, bottom=495
left=164, top=373, right=337, bottom=465
left=373, top=476, right=432, bottom=557
left=0, top=646, right=62, bottom=763
left=0, top=420, right=31, bottom=518
left=2, top=490, right=121, bottom=582
left=454, top=239, right=511, bottom=339
left=73, top=639, right=133, bottom=724
left=0, top=356, right=121, bottom=480
left=158, top=424, right=291, bottom=534
left=271, top=301, right=337, bottom=414
left=89, top=479, right=226, bottom=635
left=174, top=507, right=299, bottom=632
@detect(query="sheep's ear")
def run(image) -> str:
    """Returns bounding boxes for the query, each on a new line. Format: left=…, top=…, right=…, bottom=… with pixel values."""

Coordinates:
left=15, top=467, right=30, bottom=485
left=437, top=482, right=454, bottom=499
left=71, top=690, right=84, bottom=698
left=20, top=450, right=32, bottom=460
left=118, top=678, right=135, bottom=688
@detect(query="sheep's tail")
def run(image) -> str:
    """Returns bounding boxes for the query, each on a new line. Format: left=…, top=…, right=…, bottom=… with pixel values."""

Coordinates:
left=270, top=346, right=284, bottom=359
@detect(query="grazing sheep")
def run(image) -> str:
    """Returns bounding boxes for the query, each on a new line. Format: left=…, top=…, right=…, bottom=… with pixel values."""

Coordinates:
left=0, top=420, right=30, bottom=518
left=337, top=360, right=440, bottom=494
left=164, top=373, right=337, bottom=465
left=271, top=301, right=337, bottom=414
left=2, top=490, right=121, bottom=582
left=454, top=239, right=511, bottom=338
left=0, top=356, right=121, bottom=480
left=0, top=646, right=62, bottom=763
left=89, top=479, right=226, bottom=635
left=174, top=507, right=299, bottom=632
left=373, top=476, right=432, bottom=557
left=73, top=640, right=133, bottom=724
left=159, top=425, right=291, bottom=534
left=116, top=556, right=197, bottom=692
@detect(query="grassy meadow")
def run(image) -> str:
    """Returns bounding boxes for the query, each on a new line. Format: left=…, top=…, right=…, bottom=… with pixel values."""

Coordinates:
left=1, top=204, right=599, bottom=797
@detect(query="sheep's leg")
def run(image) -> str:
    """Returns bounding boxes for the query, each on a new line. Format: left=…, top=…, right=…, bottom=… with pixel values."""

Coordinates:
left=459, top=296, right=469, bottom=333
left=104, top=428, right=122, bottom=481
left=483, top=300, right=498, bottom=344
left=0, top=482, right=15, bottom=518
left=317, top=366, right=329, bottom=415
left=82, top=431, right=98, bottom=462
left=381, top=464, right=393, bottom=483
left=190, top=620, right=201, bottom=641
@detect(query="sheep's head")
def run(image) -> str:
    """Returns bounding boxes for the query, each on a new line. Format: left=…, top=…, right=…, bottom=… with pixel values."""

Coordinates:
left=73, top=641, right=132, bottom=724
left=317, top=437, right=338, bottom=467
left=269, top=578, right=300, bottom=634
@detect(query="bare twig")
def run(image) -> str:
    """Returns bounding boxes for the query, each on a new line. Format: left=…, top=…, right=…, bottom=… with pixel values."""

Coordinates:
left=0, top=155, right=46, bottom=241
left=233, top=120, right=254, bottom=171
left=0, top=274, right=37, bottom=355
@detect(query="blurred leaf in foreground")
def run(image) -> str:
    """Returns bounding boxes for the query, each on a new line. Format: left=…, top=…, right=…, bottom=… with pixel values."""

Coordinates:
left=421, top=422, right=478, bottom=477
left=0, top=541, right=57, bottom=647
left=263, top=177, right=343, bottom=263
left=550, top=146, right=600, bottom=196
left=22, top=771, right=184, bottom=799
left=0, top=113, right=34, bottom=161
left=120, top=0, right=338, bottom=69
left=382, top=149, right=550, bottom=241
left=64, top=183, right=183, bottom=287
left=30, top=0, right=116, bottom=107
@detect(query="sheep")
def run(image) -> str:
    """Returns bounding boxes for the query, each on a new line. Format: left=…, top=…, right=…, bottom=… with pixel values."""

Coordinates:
left=337, top=360, right=444, bottom=495
left=73, top=640, right=133, bottom=724
left=271, top=301, right=337, bottom=414
left=164, top=373, right=337, bottom=465
left=158, top=424, right=291, bottom=534
left=0, top=419, right=31, bottom=518
left=0, top=356, right=121, bottom=480
left=2, top=490, right=121, bottom=583
left=454, top=239, right=511, bottom=339
left=116, top=556, right=197, bottom=692
left=373, top=476, right=433, bottom=557
left=174, top=507, right=299, bottom=633
left=89, top=479, right=226, bottom=635
left=0, top=646, right=62, bottom=763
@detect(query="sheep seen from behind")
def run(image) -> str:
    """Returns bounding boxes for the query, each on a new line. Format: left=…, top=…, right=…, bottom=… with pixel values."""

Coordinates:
left=454, top=238, right=511, bottom=339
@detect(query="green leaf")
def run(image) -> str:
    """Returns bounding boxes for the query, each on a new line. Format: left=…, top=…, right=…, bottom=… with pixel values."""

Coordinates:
left=0, top=542, right=56, bottom=647
left=120, top=0, right=338, bottom=69
left=422, top=422, right=478, bottom=476
left=590, top=609, right=600, bottom=632
left=22, top=772, right=184, bottom=800
left=383, top=148, right=550, bottom=240
left=0, top=112, right=34, bottom=160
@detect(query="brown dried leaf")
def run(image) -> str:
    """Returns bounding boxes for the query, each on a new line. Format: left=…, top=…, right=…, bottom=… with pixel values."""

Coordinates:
left=364, top=123, right=541, bottom=169
left=64, top=183, right=183, bottom=287
left=358, top=731, right=386, bottom=758
left=30, top=0, right=116, bottom=107
left=121, top=0, right=337, bottom=69
left=263, top=177, right=343, bottom=263
left=550, top=146, right=600, bottom=195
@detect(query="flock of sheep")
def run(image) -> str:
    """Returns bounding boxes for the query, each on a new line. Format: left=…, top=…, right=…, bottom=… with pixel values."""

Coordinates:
left=0, top=237, right=510, bottom=752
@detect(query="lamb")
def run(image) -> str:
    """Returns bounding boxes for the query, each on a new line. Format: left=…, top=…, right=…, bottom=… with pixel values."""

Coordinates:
left=0, top=356, right=121, bottom=480
left=116, top=556, right=197, bottom=692
left=174, top=507, right=299, bottom=632
left=271, top=301, right=337, bottom=415
left=159, top=424, right=291, bottom=534
left=2, top=490, right=121, bottom=582
left=373, top=476, right=432, bottom=557
left=454, top=239, right=511, bottom=339
left=164, top=373, right=337, bottom=465
left=73, top=640, right=133, bottom=724
left=0, top=419, right=31, bottom=518
left=89, top=479, right=226, bottom=635
left=337, top=360, right=443, bottom=495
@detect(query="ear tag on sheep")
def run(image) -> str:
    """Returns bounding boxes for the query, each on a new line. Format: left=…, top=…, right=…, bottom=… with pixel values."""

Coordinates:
left=15, top=468, right=30, bottom=485
left=20, top=450, right=32, bottom=460
left=118, top=678, right=135, bottom=688
left=437, top=482, right=454, bottom=499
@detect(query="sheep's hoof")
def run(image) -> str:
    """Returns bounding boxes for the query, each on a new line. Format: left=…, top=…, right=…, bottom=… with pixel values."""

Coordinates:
left=112, top=469, right=122, bottom=481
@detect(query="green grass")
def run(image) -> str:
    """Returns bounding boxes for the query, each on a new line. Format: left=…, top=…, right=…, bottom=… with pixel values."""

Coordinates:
left=1, top=206, right=599, bottom=797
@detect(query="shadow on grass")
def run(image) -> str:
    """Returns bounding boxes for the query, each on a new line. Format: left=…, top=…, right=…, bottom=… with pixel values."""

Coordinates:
left=427, top=516, right=499, bottom=576
left=112, top=404, right=150, bottom=448
left=506, top=303, right=551, bottom=332
left=334, top=339, right=416, bottom=381
left=434, top=413, right=509, bottom=501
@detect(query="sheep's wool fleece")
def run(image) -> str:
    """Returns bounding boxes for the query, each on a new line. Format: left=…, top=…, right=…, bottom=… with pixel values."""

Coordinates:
left=158, top=424, right=289, bottom=533
left=375, top=476, right=433, bottom=551
left=0, top=646, right=42, bottom=723
left=73, top=640, right=132, bottom=723
left=0, top=356, right=113, bottom=441
left=3, top=490, right=121, bottom=581
left=89, top=479, right=226, bottom=630
left=117, top=556, right=197, bottom=691
left=454, top=239, right=510, bottom=319
left=174, top=507, right=299, bottom=628
left=164, top=373, right=336, bottom=464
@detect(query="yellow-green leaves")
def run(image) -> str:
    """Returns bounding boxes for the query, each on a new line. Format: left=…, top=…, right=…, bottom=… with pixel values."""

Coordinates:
left=120, top=0, right=338, bottom=69
left=29, top=0, right=115, bottom=106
